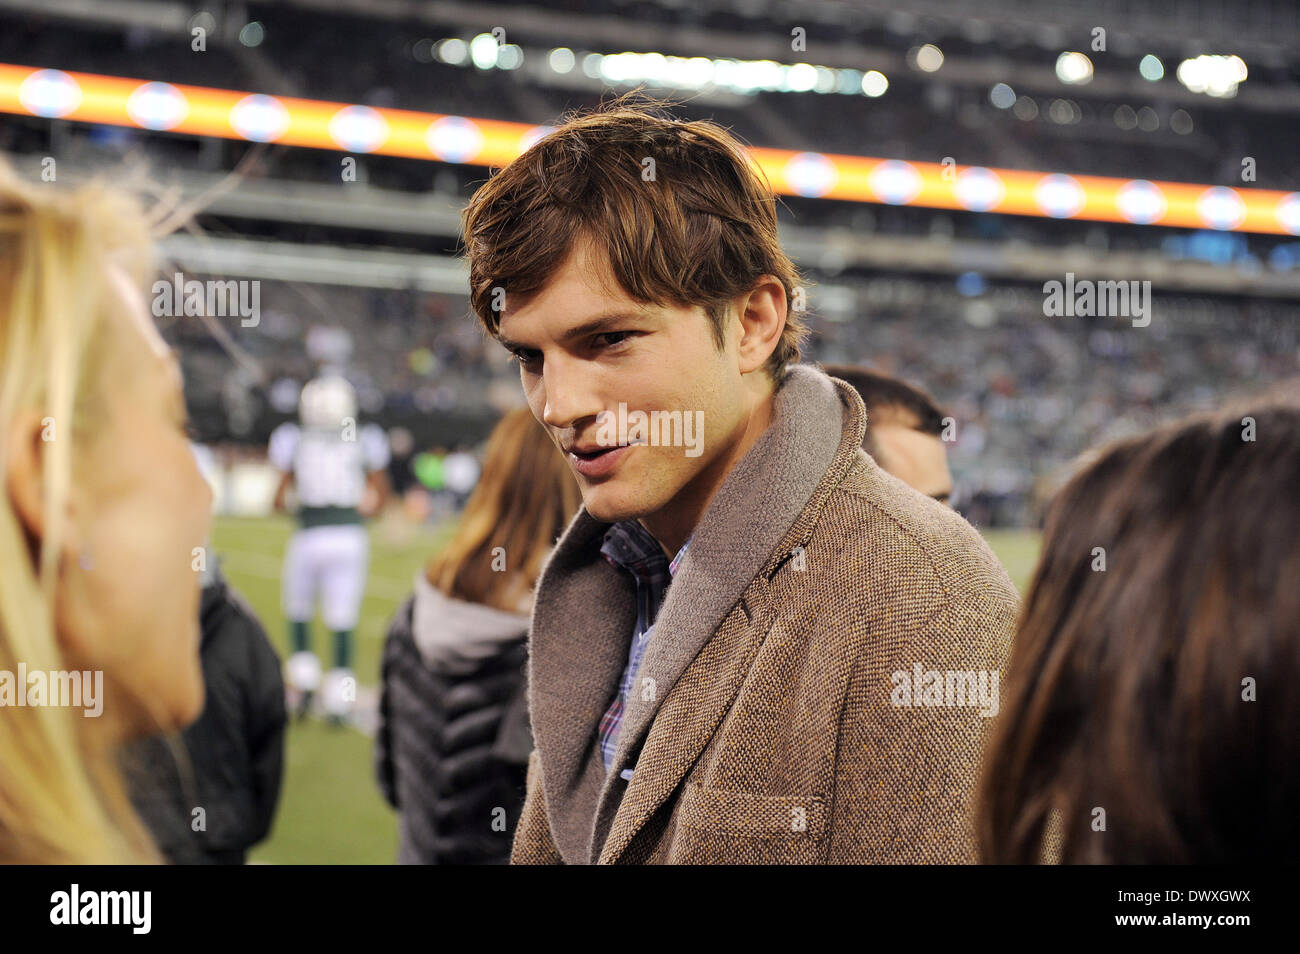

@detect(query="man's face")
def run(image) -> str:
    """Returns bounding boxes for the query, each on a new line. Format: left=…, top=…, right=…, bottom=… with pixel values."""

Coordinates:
left=870, top=419, right=953, bottom=504
left=497, top=241, right=756, bottom=537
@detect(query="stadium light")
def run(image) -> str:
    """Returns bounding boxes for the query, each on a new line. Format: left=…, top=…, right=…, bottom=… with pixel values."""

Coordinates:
left=599, top=52, right=635, bottom=83
left=1055, top=52, right=1094, bottom=85
left=437, top=38, right=467, bottom=65
left=989, top=83, right=1016, bottom=109
left=548, top=48, right=575, bottom=73
left=238, top=22, right=265, bottom=48
left=1012, top=96, right=1038, bottom=120
left=441, top=39, right=895, bottom=99
left=912, top=44, right=944, bottom=73
left=786, top=63, right=818, bottom=93
left=1138, top=54, right=1164, bottom=82
left=469, top=34, right=498, bottom=70
left=496, top=45, right=523, bottom=70
left=1170, top=109, right=1194, bottom=134
left=861, top=71, right=888, bottom=97
left=1176, top=54, right=1247, bottom=98
left=640, top=51, right=666, bottom=84
left=684, top=57, right=714, bottom=88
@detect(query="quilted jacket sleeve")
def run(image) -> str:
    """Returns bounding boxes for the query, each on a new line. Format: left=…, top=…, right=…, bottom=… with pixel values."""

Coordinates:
left=510, top=749, right=564, bottom=864
left=373, top=600, right=413, bottom=811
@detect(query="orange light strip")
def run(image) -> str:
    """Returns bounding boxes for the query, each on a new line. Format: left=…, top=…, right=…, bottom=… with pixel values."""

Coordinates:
left=3, top=63, right=1297, bottom=235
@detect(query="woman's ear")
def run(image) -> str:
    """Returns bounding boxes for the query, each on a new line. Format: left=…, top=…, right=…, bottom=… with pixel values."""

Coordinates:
left=5, top=407, right=81, bottom=559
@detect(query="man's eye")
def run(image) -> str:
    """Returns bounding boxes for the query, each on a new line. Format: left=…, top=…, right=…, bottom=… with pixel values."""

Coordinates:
left=509, top=349, right=541, bottom=368
left=595, top=331, right=632, bottom=349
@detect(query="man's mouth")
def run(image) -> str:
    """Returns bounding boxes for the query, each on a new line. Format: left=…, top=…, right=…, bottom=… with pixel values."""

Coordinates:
left=567, top=443, right=632, bottom=478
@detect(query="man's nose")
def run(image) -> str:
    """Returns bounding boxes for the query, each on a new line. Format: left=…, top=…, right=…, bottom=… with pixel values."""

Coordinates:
left=540, top=355, right=603, bottom=432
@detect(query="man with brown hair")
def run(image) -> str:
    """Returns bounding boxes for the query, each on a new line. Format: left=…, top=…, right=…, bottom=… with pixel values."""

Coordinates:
left=821, top=364, right=954, bottom=504
left=461, top=96, right=1018, bottom=864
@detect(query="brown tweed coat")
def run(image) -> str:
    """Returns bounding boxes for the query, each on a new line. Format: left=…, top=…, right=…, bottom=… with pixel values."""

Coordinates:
left=512, top=363, right=1019, bottom=864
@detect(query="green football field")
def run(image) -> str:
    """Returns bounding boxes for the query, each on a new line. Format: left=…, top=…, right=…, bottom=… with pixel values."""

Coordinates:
left=212, top=514, right=1040, bottom=864
left=212, top=513, right=453, bottom=865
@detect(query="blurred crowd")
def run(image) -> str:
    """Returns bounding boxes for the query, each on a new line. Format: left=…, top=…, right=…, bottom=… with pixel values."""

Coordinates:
left=162, top=277, right=1298, bottom=528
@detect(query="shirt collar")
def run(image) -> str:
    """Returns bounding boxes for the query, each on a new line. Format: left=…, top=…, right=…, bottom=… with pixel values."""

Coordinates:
left=600, top=519, right=692, bottom=581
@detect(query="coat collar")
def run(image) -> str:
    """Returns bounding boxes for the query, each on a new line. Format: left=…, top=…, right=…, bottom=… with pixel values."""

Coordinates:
left=526, top=363, right=868, bottom=863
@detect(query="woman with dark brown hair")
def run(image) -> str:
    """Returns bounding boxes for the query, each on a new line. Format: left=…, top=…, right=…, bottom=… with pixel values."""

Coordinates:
left=979, top=400, right=1300, bottom=864
left=374, top=406, right=581, bottom=864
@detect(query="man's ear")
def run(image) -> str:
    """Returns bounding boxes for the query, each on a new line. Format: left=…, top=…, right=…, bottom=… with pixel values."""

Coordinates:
left=735, top=275, right=787, bottom=375
left=5, top=407, right=81, bottom=559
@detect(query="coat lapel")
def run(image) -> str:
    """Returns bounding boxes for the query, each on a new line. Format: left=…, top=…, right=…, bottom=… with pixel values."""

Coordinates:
left=525, top=509, right=637, bottom=864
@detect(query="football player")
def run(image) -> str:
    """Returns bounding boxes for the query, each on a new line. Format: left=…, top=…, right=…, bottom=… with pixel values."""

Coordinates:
left=269, top=375, right=390, bottom=725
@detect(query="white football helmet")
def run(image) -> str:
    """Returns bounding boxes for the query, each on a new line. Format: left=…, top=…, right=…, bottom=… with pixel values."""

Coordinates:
left=298, top=375, right=357, bottom=432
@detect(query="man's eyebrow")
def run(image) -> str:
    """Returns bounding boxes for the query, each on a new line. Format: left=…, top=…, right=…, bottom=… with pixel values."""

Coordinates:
left=497, top=311, right=652, bottom=353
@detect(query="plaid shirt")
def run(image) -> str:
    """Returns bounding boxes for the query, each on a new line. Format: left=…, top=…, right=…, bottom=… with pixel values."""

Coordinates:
left=597, top=520, right=692, bottom=777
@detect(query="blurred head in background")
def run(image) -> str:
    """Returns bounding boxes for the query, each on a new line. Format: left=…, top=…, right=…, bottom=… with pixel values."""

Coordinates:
left=979, top=398, right=1300, bottom=864
left=0, top=162, right=213, bottom=862
left=822, top=364, right=953, bottom=503
left=426, top=405, right=581, bottom=613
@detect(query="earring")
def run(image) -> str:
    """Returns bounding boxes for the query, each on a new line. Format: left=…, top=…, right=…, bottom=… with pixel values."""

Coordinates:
left=78, top=546, right=94, bottom=571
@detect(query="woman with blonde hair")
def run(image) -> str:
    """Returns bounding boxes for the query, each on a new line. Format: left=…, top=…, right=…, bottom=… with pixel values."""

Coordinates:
left=375, top=405, right=581, bottom=864
left=0, top=163, right=214, bottom=862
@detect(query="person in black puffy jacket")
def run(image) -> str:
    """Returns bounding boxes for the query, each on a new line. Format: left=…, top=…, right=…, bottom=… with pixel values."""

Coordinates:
left=375, top=407, right=580, bottom=864
left=127, top=561, right=286, bottom=863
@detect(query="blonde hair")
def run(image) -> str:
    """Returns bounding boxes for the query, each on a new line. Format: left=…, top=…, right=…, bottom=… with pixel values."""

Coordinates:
left=0, top=159, right=162, bottom=863
left=427, top=407, right=582, bottom=613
